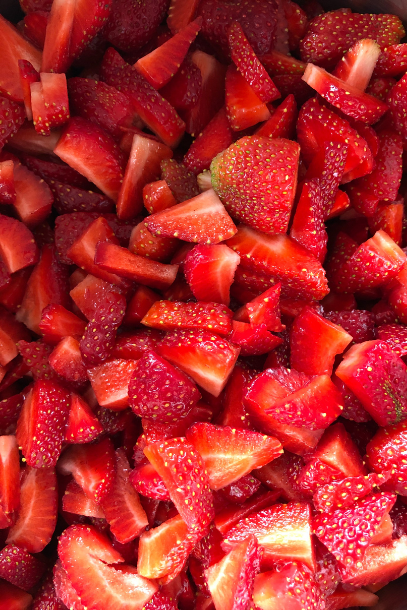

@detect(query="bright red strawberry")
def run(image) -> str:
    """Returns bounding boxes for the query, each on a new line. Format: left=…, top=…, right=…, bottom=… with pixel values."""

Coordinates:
left=22, top=10, right=48, bottom=51
left=58, top=524, right=157, bottom=609
left=314, top=492, right=396, bottom=568
left=141, top=300, right=233, bottom=335
left=113, top=328, right=164, bottom=359
left=129, top=220, right=179, bottom=263
left=160, top=158, right=199, bottom=203
left=221, top=474, right=261, bottom=504
left=32, top=73, right=70, bottom=135
left=0, top=581, right=33, bottom=609
left=167, top=0, right=200, bottom=33
left=128, top=350, right=201, bottom=422
left=49, top=336, right=88, bottom=387
left=368, top=201, right=404, bottom=246
left=299, top=10, right=405, bottom=68
left=32, top=569, right=66, bottom=610
left=65, top=394, right=103, bottom=444
left=366, top=419, right=407, bottom=496
left=0, top=544, right=45, bottom=591
left=161, top=56, right=203, bottom=114
left=53, top=558, right=87, bottom=609
left=205, top=535, right=261, bottom=610
left=0, top=435, right=19, bottom=526
left=367, top=75, right=396, bottom=100
left=256, top=94, right=298, bottom=139
left=39, top=304, right=86, bottom=344
left=290, top=180, right=327, bottom=262
left=0, top=158, right=15, bottom=203
left=336, top=340, right=407, bottom=427
left=7, top=466, right=57, bottom=553
left=105, top=0, right=168, bottom=52
left=157, top=329, right=240, bottom=396
left=0, top=214, right=39, bottom=274
left=223, top=502, right=315, bottom=570
left=54, top=117, right=126, bottom=202
left=8, top=158, right=53, bottom=226
left=186, top=423, right=282, bottom=490
left=143, top=180, right=177, bottom=214
left=225, top=65, right=271, bottom=130
left=332, top=38, right=381, bottom=90
left=16, top=380, right=71, bottom=468
left=57, top=437, right=115, bottom=504
left=296, top=458, right=344, bottom=496
left=377, top=323, right=407, bottom=357
left=145, top=437, right=214, bottom=534
left=234, top=284, right=284, bottom=332
left=0, top=309, right=30, bottom=368
left=312, top=422, right=366, bottom=478
left=100, top=449, right=148, bottom=543
left=18, top=60, right=39, bottom=122
left=183, top=107, right=233, bottom=175
left=229, top=321, right=282, bottom=356
left=88, top=358, right=139, bottom=410
left=129, top=462, right=170, bottom=501
left=313, top=472, right=389, bottom=512
left=332, top=376, right=371, bottom=423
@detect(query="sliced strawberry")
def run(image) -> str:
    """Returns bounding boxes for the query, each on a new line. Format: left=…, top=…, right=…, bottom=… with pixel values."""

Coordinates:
left=0, top=581, right=32, bottom=610
left=366, top=419, right=407, bottom=496
left=11, top=160, right=54, bottom=226
left=0, top=544, right=45, bottom=591
left=39, top=304, right=86, bottom=344
left=88, top=358, right=139, bottom=410
left=256, top=94, right=298, bottom=139
left=215, top=489, right=281, bottom=536
left=113, top=329, right=164, bottom=359
left=49, top=337, right=88, bottom=387
left=129, top=220, right=179, bottom=264
left=157, top=329, right=240, bottom=397
left=129, top=462, right=170, bottom=501
left=161, top=55, right=203, bottom=113
left=227, top=225, right=329, bottom=301
left=332, top=376, right=371, bottom=423
left=65, top=394, right=103, bottom=444
left=313, top=472, right=389, bottom=513
left=0, top=309, right=30, bottom=367
left=17, top=340, right=57, bottom=382
left=0, top=435, right=20, bottom=525
left=289, top=180, right=327, bottom=262
left=0, top=15, right=42, bottom=102
left=229, top=321, right=282, bottom=356
left=235, top=284, right=284, bottom=333
left=145, top=437, right=214, bottom=535
left=0, top=159, right=15, bottom=204
left=183, top=107, right=233, bottom=175
left=223, top=502, right=315, bottom=570
left=255, top=452, right=309, bottom=503
left=54, top=117, right=126, bottom=202
left=167, top=0, right=200, bottom=33
left=50, top=181, right=114, bottom=215
left=58, top=524, right=157, bottom=609
left=63, top=480, right=106, bottom=519
left=186, top=423, right=282, bottom=490
left=57, top=437, right=115, bottom=504
left=100, top=449, right=148, bottom=543
left=332, top=38, right=381, bottom=90
left=299, top=10, right=404, bottom=68
left=252, top=562, right=323, bottom=610
left=0, top=214, right=39, bottom=274
left=7, top=466, right=57, bottom=553
left=32, top=569, right=66, bottom=610
left=368, top=201, right=403, bottom=246
left=160, top=158, right=199, bottom=204
left=141, top=300, right=233, bottom=335
left=22, top=11, right=48, bottom=50
left=53, top=558, right=87, bottom=609
left=225, top=65, right=271, bottom=131
left=260, top=51, right=306, bottom=76
left=221, top=474, right=261, bottom=504
left=19, top=154, right=90, bottom=189
left=296, top=458, right=346, bottom=497
left=314, top=492, right=396, bottom=568
left=143, top=180, right=177, bottom=214
left=18, top=59, right=39, bottom=121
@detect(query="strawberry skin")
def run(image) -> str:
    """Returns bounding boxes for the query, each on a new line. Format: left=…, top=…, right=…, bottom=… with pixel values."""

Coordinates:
left=211, top=135, right=300, bottom=235
left=366, top=419, right=407, bottom=496
left=141, top=300, right=233, bottom=335
left=313, top=472, right=389, bottom=512
left=0, top=544, right=45, bottom=591
left=105, top=0, right=169, bottom=52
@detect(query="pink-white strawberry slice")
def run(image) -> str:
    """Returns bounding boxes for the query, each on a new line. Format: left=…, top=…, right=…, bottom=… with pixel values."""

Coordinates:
left=62, top=480, right=105, bottom=519
left=58, top=524, right=158, bottom=610
left=332, top=38, right=381, bottom=90
left=7, top=466, right=57, bottom=553
left=186, top=423, right=282, bottom=490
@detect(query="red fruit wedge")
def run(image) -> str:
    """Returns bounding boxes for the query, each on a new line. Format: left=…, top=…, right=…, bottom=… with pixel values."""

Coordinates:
left=0, top=214, right=39, bottom=274
left=252, top=562, right=323, bottom=610
left=88, top=358, right=139, bottom=410
left=0, top=435, right=20, bottom=524
left=141, top=300, right=233, bottom=336
left=49, top=336, right=88, bottom=387
left=62, top=480, right=105, bottom=519
left=0, top=581, right=32, bottom=610
left=332, top=38, right=381, bottom=90
left=39, top=304, right=86, bottom=344
left=65, top=394, right=103, bottom=444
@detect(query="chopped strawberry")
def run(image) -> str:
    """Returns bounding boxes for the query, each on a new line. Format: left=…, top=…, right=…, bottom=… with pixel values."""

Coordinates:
left=100, top=449, right=148, bottom=543
left=225, top=65, right=271, bottom=131
left=129, top=220, right=179, bottom=263
left=17, top=340, right=57, bottom=382
left=31, top=569, right=66, bottom=610
left=54, top=117, right=126, bottom=202
left=10, top=159, right=53, bottom=226
left=57, top=437, right=115, bottom=504
left=367, top=75, right=396, bottom=100
left=369, top=201, right=404, bottom=246
left=229, top=321, right=282, bottom=356
left=49, top=336, right=88, bottom=387
left=105, top=0, right=168, bottom=52
left=314, top=491, right=396, bottom=568
left=63, top=480, right=105, bottom=519
left=143, top=180, right=178, bottom=214
left=255, top=452, right=309, bottom=503
left=223, top=501, right=315, bottom=570
left=142, top=300, right=233, bottom=335
left=167, top=0, right=200, bottom=33
left=0, top=214, right=39, bottom=274
left=332, top=376, right=371, bottom=423
left=0, top=159, right=16, bottom=204
left=312, top=422, right=366, bottom=478
left=65, top=394, right=103, bottom=444
left=235, top=284, right=284, bottom=333
left=33, top=72, right=70, bottom=135
left=0, top=581, right=32, bottom=610
left=58, top=524, right=157, bottom=609
left=186, top=423, right=282, bottom=490
left=7, top=466, right=57, bottom=553
left=145, top=437, right=214, bottom=535
left=366, top=419, right=407, bottom=496
left=53, top=558, right=87, bottom=609
left=50, top=181, right=115, bottom=215
left=332, top=38, right=381, bottom=90
left=18, top=60, right=39, bottom=122
left=290, top=180, right=327, bottom=262
left=299, top=10, right=405, bottom=68
left=374, top=43, right=407, bottom=78
left=39, top=304, right=86, bottom=344
left=129, top=462, right=170, bottom=501
left=0, top=14, right=42, bottom=102
left=161, top=57, right=203, bottom=116
left=88, top=358, right=139, bottom=410
left=183, top=107, right=233, bottom=175
left=296, top=458, right=346, bottom=497
left=22, top=11, right=48, bottom=50
left=221, top=474, right=261, bottom=504
left=0, top=435, right=20, bottom=525
left=260, top=51, right=306, bottom=76
left=313, top=471, right=389, bottom=513
left=160, top=158, right=199, bottom=203
left=113, top=329, right=164, bottom=359
left=20, top=154, right=90, bottom=189
left=377, top=323, right=407, bottom=357
left=252, top=562, right=323, bottom=610
left=256, top=94, right=298, bottom=139
left=0, top=545, right=45, bottom=591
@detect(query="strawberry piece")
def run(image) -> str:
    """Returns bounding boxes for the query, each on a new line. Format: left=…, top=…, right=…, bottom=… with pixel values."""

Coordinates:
left=17, top=340, right=56, bottom=382
left=49, top=337, right=88, bottom=387
left=252, top=562, right=323, bottom=610
left=374, top=43, right=407, bottom=77
left=367, top=75, right=396, bottom=100
left=0, top=581, right=32, bottom=609
left=347, top=130, right=403, bottom=216
left=0, top=309, right=30, bottom=367
left=7, top=466, right=57, bottom=553
left=205, top=535, right=261, bottom=610
left=184, top=107, right=233, bottom=175
left=167, top=0, right=200, bottom=33
left=297, top=98, right=373, bottom=183
left=223, top=502, right=315, bottom=570
left=145, top=437, right=214, bottom=534
left=94, top=241, right=179, bottom=290
left=284, top=0, right=308, bottom=51
left=0, top=544, right=45, bottom=591
left=299, top=10, right=405, bottom=68
left=186, top=423, right=282, bottom=490
left=10, top=160, right=53, bottom=226
left=332, top=376, right=371, bottom=423
left=227, top=225, right=329, bottom=301
left=58, top=524, right=157, bottom=609
left=113, top=329, right=164, bottom=359
left=22, top=11, right=48, bottom=50
left=366, top=419, right=407, bottom=496
left=100, top=449, right=148, bottom=543
left=312, top=422, right=366, bottom=478
left=215, top=489, right=281, bottom=535
left=228, top=22, right=280, bottom=103
left=197, top=0, right=278, bottom=58
left=130, top=462, right=170, bottom=501
left=377, top=323, right=407, bottom=357
left=53, top=558, right=87, bottom=610
left=143, top=180, right=177, bottom=214
left=16, top=380, right=71, bottom=468
left=314, top=492, right=396, bottom=568
left=32, top=570, right=66, bottom=610
left=0, top=14, right=42, bottom=102
left=146, top=189, right=237, bottom=244
left=326, top=310, right=375, bottom=344
left=68, top=77, right=137, bottom=141
left=0, top=434, right=19, bottom=524
left=260, top=51, right=306, bottom=76
left=54, top=117, right=126, bottom=202
left=117, top=134, right=173, bottom=220
left=368, top=201, right=404, bottom=246
left=160, top=158, right=199, bottom=203
left=128, top=350, right=201, bottom=422
left=0, top=394, right=25, bottom=435
left=80, top=290, right=126, bottom=367
left=129, top=220, right=179, bottom=263
left=326, top=586, right=378, bottom=608
left=20, top=154, right=90, bottom=189
left=332, top=39, right=381, bottom=90
left=50, top=181, right=115, bottom=215
left=161, top=56, right=203, bottom=112
left=141, top=300, right=233, bottom=335
left=39, top=304, right=86, bottom=344
left=62, top=480, right=106, bottom=518
left=225, top=65, right=271, bottom=131
left=65, top=394, right=103, bottom=444
left=221, top=474, right=261, bottom=504
left=229, top=321, right=282, bottom=356
left=313, top=472, right=389, bottom=512
left=290, top=180, right=327, bottom=262
left=0, top=159, right=16, bottom=204
left=138, top=514, right=198, bottom=580
left=296, top=458, right=345, bottom=496
left=135, top=19, right=202, bottom=89
left=184, top=244, right=240, bottom=306
left=18, top=59, right=39, bottom=122
left=0, top=214, right=38, bottom=274
left=57, top=437, right=116, bottom=504
left=336, top=340, right=407, bottom=427
left=88, top=358, right=139, bottom=410
left=105, top=0, right=168, bottom=52
left=235, top=284, right=284, bottom=332
left=36, top=72, right=70, bottom=132
left=157, top=329, right=240, bottom=396
left=256, top=94, right=298, bottom=139
left=290, top=306, right=352, bottom=376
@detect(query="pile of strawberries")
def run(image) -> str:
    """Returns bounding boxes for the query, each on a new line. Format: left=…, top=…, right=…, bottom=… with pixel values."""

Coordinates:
left=1, top=0, right=407, bottom=608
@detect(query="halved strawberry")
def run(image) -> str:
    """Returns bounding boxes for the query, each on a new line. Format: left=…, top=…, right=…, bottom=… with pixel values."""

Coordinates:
left=141, top=300, right=233, bottom=335
left=157, top=329, right=240, bottom=396
left=100, top=449, right=148, bottom=543
left=223, top=502, right=315, bottom=570
left=65, top=394, right=103, bottom=444
left=54, top=117, right=126, bottom=202
left=6, top=466, right=57, bottom=553
left=87, top=358, right=139, bottom=410
left=57, top=437, right=115, bottom=504
left=0, top=545, right=45, bottom=591
left=58, top=524, right=157, bottom=610
left=49, top=336, right=88, bottom=387
left=39, top=304, right=86, bottom=344
left=332, top=38, right=381, bottom=90
left=62, top=480, right=106, bottom=519
left=252, top=562, right=323, bottom=610
left=225, top=65, right=271, bottom=131
left=186, top=423, right=282, bottom=490
left=0, top=214, right=39, bottom=274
